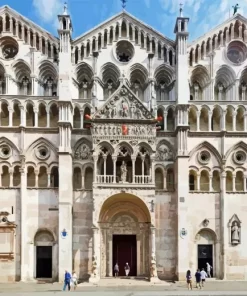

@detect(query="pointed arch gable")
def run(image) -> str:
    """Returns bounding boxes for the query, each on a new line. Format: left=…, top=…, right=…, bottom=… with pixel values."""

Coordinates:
left=215, top=65, right=236, bottom=88
left=12, top=59, right=31, bottom=81
left=38, top=60, right=58, bottom=83
left=154, top=64, right=175, bottom=86
left=129, top=63, right=149, bottom=86
left=157, top=139, right=174, bottom=154
left=0, top=137, right=20, bottom=153
left=73, top=137, right=92, bottom=152
left=225, top=141, right=247, bottom=160
left=189, top=141, right=222, bottom=164
left=116, top=141, right=134, bottom=155
left=100, top=62, right=121, bottom=85
left=76, top=62, right=94, bottom=83
left=25, top=137, right=57, bottom=156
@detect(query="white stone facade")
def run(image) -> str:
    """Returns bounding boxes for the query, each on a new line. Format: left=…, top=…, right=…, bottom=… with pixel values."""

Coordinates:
left=0, top=3, right=247, bottom=282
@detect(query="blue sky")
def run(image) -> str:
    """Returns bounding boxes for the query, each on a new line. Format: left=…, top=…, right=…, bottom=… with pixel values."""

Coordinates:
left=4, top=0, right=247, bottom=42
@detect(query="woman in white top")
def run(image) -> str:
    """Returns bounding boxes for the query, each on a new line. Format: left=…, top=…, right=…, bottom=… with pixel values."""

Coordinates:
left=200, top=268, right=208, bottom=287
left=71, top=271, right=78, bottom=291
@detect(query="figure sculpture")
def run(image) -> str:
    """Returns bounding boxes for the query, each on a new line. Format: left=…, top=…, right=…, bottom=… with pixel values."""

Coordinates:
left=231, top=221, right=240, bottom=244
left=120, top=161, right=127, bottom=182
left=150, top=256, right=157, bottom=277
left=233, top=4, right=240, bottom=15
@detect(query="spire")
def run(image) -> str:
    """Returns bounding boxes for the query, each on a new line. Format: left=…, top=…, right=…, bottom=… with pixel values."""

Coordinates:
left=63, top=1, right=68, bottom=15
left=179, top=3, right=183, bottom=17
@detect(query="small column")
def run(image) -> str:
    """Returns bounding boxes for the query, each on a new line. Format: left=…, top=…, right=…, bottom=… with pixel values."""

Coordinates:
left=107, top=30, right=110, bottom=45
left=235, top=80, right=240, bottom=101
left=231, top=26, right=234, bottom=40
left=239, top=25, right=243, bottom=39
left=208, top=111, right=212, bottom=131
left=131, top=156, right=135, bottom=183
left=39, top=36, right=42, bottom=52
left=196, top=111, right=200, bottom=131
left=218, top=84, right=223, bottom=101
left=46, top=106, right=50, bottom=127
left=222, top=110, right=226, bottom=131
left=95, top=38, right=98, bottom=51
left=93, top=155, right=98, bottom=182
left=220, top=32, right=224, bottom=46
left=241, top=85, right=246, bottom=101
left=9, top=169, right=13, bottom=187
left=35, top=169, right=39, bottom=188
left=226, top=28, right=229, bottom=43
left=103, top=155, right=107, bottom=182
left=163, top=111, right=167, bottom=131
left=144, top=34, right=147, bottom=49
left=150, top=39, right=153, bottom=53
left=166, top=48, right=169, bottom=64
left=132, top=25, right=135, bottom=42
left=194, top=83, right=199, bottom=100
left=126, top=22, right=129, bottom=38
left=141, top=156, right=145, bottom=184
left=2, top=15, right=6, bottom=32
left=89, top=40, right=93, bottom=55
left=203, top=42, right=206, bottom=59
left=27, top=29, right=30, bottom=45
left=209, top=173, right=213, bottom=192
left=34, top=107, right=38, bottom=128
left=101, top=34, right=104, bottom=48
left=113, top=27, right=116, bottom=42
left=22, top=25, right=25, bottom=41
left=47, top=79, right=53, bottom=96
left=9, top=18, right=13, bottom=34
left=244, top=111, right=247, bottom=132
left=33, top=33, right=37, bottom=49
left=83, top=81, right=88, bottom=99
left=23, top=78, right=29, bottom=95
left=47, top=172, right=51, bottom=187
left=80, top=110, right=84, bottom=129
left=119, top=24, right=122, bottom=38
left=138, top=30, right=141, bottom=46
left=113, top=156, right=117, bottom=183
left=232, top=173, right=236, bottom=192
left=197, top=45, right=201, bottom=61
left=244, top=173, right=247, bottom=192
left=19, top=105, right=25, bottom=127
left=15, top=21, right=18, bottom=37
left=8, top=107, right=13, bottom=127
left=233, top=111, right=236, bottom=131
left=197, top=172, right=200, bottom=191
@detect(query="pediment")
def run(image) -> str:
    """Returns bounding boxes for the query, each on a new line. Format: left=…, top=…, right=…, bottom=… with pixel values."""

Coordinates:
left=93, top=83, right=154, bottom=121
left=0, top=5, right=58, bottom=44
left=72, top=11, right=174, bottom=47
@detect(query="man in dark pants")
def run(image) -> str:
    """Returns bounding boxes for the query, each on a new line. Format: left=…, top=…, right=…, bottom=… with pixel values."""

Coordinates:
left=63, top=270, right=71, bottom=291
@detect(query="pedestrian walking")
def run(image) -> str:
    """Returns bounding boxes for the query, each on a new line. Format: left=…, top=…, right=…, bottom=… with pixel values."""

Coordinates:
left=206, top=262, right=212, bottom=278
left=124, top=262, right=130, bottom=277
left=71, top=270, right=78, bottom=291
left=114, top=263, right=119, bottom=277
left=186, top=270, right=192, bottom=290
left=195, top=269, right=201, bottom=289
left=63, top=270, right=71, bottom=291
left=200, top=268, right=208, bottom=287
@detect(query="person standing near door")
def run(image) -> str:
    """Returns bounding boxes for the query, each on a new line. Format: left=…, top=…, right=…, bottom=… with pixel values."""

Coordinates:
left=63, top=270, right=71, bottom=291
left=186, top=270, right=192, bottom=290
left=71, top=270, right=78, bottom=291
left=124, top=262, right=130, bottom=277
left=206, top=262, right=212, bottom=278
left=200, top=268, right=207, bottom=287
left=195, top=269, right=202, bottom=289
left=114, top=263, right=119, bottom=278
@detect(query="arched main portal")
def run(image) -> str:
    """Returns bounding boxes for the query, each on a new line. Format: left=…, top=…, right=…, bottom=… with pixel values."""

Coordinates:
left=99, top=193, right=151, bottom=278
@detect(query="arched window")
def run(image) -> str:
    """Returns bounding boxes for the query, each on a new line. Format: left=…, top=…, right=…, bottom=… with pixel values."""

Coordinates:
left=155, top=168, right=164, bottom=190
left=73, top=167, right=82, bottom=189
left=166, top=168, right=174, bottom=191
left=84, top=167, right=93, bottom=189
left=51, top=167, right=59, bottom=188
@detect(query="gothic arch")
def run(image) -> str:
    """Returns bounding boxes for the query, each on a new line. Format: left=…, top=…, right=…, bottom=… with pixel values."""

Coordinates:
left=100, top=62, right=121, bottom=85
left=190, top=65, right=210, bottom=88
left=0, top=137, right=20, bottom=153
left=156, top=139, right=174, bottom=155
left=194, top=228, right=218, bottom=242
left=34, top=228, right=56, bottom=244
left=154, top=64, right=175, bottom=86
left=76, top=62, right=94, bottom=83
left=189, top=141, right=222, bottom=165
left=115, top=141, right=134, bottom=156
left=129, top=63, right=149, bottom=86
left=38, top=60, right=58, bottom=83
left=73, top=137, right=92, bottom=152
left=12, top=59, right=31, bottom=81
left=25, top=137, right=57, bottom=158
left=215, top=65, right=236, bottom=88
left=224, top=141, right=247, bottom=160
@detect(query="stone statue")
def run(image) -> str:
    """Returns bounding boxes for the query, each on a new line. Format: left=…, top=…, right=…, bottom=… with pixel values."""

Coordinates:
left=231, top=222, right=240, bottom=244
left=120, top=161, right=127, bottom=182
left=233, top=4, right=240, bottom=15
left=150, top=256, right=157, bottom=277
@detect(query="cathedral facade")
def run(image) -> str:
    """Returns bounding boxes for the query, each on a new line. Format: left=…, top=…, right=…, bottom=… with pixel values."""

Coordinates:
left=0, top=3, right=247, bottom=282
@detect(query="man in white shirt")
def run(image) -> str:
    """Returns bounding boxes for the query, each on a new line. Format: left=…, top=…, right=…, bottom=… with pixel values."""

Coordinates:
left=206, top=262, right=212, bottom=278
left=200, top=268, right=208, bottom=287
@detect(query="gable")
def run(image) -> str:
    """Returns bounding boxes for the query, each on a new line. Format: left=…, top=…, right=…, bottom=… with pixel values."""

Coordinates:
left=0, top=5, right=58, bottom=44
left=93, top=82, right=154, bottom=121
left=72, top=11, right=174, bottom=47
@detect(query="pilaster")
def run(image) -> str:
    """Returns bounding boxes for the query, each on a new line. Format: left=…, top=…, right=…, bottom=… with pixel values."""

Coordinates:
left=57, top=4, right=73, bottom=282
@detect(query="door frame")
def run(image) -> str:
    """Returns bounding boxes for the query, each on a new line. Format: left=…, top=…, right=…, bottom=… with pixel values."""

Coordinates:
left=112, top=234, right=137, bottom=276
left=197, top=244, right=214, bottom=275
left=34, top=241, right=57, bottom=280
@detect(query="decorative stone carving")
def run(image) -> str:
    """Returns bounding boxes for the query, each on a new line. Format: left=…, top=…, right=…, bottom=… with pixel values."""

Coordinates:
left=92, top=123, right=155, bottom=137
left=94, top=86, right=153, bottom=120
left=75, top=143, right=91, bottom=160
left=156, top=144, right=173, bottom=161
left=120, top=161, right=127, bottom=182
left=228, top=214, right=241, bottom=245
left=92, top=255, right=98, bottom=277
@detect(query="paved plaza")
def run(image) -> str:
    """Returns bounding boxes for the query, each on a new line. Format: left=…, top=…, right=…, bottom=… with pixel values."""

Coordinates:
left=1, top=280, right=247, bottom=295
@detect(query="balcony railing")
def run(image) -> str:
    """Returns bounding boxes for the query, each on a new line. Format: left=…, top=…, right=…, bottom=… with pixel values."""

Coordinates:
left=95, top=174, right=153, bottom=186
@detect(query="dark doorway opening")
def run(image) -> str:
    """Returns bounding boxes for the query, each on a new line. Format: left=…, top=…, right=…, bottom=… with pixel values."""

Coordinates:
left=198, top=244, right=213, bottom=276
left=113, top=235, right=137, bottom=276
left=36, top=246, right=52, bottom=278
